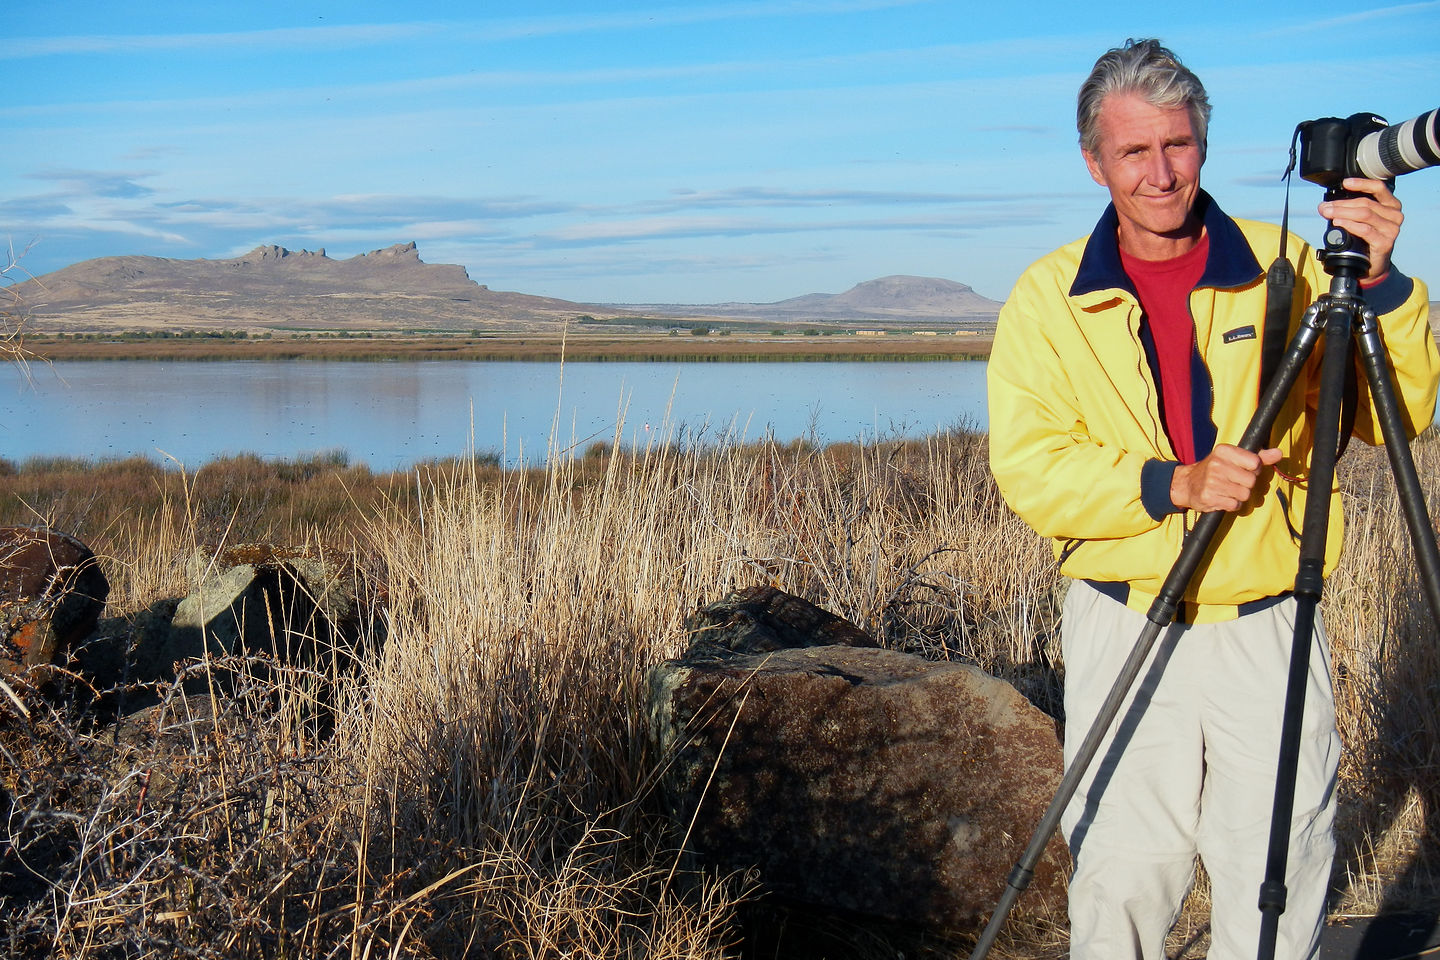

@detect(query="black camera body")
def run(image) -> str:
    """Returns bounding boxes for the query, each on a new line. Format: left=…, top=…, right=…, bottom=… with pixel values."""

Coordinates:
left=1294, top=108, right=1439, bottom=265
left=1298, top=108, right=1439, bottom=188
left=1298, top=113, right=1390, bottom=188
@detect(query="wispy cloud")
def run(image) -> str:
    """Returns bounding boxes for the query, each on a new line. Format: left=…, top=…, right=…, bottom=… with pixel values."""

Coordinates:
left=25, top=168, right=157, bottom=200
left=2, top=186, right=590, bottom=263
left=312, top=194, right=577, bottom=223
left=1257, top=0, right=1439, bottom=35
left=128, top=194, right=581, bottom=246
left=446, top=244, right=848, bottom=287
left=471, top=0, right=935, bottom=42
left=4, top=0, right=932, bottom=60
left=654, top=186, right=1013, bottom=210
left=0, top=38, right=1077, bottom=125
left=978, top=124, right=1055, bottom=136
left=0, top=197, right=74, bottom=220
left=1231, top=174, right=1291, bottom=189
left=1, top=23, right=441, bottom=59
left=537, top=206, right=1056, bottom=246
left=2, top=164, right=1076, bottom=271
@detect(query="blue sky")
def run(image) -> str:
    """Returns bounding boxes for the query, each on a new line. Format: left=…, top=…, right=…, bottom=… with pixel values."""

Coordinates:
left=3, top=1, right=1438, bottom=305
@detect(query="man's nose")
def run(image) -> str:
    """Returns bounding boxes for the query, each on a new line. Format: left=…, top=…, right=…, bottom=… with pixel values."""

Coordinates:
left=1146, top=152, right=1177, bottom=188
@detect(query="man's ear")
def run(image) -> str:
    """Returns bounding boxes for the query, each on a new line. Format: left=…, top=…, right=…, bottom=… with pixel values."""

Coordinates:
left=1082, top=149, right=1108, bottom=188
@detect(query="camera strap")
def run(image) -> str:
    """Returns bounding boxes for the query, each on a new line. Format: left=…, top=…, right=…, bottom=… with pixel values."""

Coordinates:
left=1262, top=131, right=1302, bottom=404
left=1267, top=127, right=1358, bottom=461
left=1261, top=254, right=1295, bottom=411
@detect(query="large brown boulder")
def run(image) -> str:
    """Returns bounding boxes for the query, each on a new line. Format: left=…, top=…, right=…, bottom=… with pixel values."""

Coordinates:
left=649, top=586, right=1068, bottom=932
left=0, top=526, right=109, bottom=681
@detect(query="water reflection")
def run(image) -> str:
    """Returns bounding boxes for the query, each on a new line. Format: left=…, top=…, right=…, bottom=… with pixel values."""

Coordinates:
left=0, top=360, right=989, bottom=470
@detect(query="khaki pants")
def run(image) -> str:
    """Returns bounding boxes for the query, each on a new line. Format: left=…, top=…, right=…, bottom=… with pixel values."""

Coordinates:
left=1060, top=580, right=1340, bottom=960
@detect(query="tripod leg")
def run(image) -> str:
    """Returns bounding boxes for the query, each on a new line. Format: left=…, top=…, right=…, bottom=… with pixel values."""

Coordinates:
left=968, top=311, right=1327, bottom=960
left=968, top=614, right=1168, bottom=959
left=1257, top=298, right=1354, bottom=960
left=1352, top=305, right=1440, bottom=624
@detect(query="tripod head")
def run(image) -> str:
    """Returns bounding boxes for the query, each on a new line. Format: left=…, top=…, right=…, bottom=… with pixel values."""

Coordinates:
left=1316, top=187, right=1371, bottom=286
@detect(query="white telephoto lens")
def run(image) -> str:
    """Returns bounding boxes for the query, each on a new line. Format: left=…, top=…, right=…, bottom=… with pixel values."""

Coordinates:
left=1355, top=108, right=1440, bottom=179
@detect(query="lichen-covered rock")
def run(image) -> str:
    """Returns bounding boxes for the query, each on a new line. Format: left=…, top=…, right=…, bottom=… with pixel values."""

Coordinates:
left=682, top=583, right=878, bottom=658
left=168, top=544, right=368, bottom=667
left=649, top=587, right=1068, bottom=932
left=0, top=526, right=109, bottom=681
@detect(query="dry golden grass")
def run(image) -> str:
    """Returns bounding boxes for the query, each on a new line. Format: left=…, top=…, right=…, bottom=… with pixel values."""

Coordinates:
left=1324, top=437, right=1440, bottom=919
left=1, top=423, right=1437, bottom=958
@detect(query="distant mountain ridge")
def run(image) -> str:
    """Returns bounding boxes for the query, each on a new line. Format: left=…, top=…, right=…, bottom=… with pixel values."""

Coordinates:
left=5, top=243, right=1001, bottom=333
left=634, top=275, right=1000, bottom=322
left=6, top=242, right=594, bottom=333
left=21, top=241, right=514, bottom=305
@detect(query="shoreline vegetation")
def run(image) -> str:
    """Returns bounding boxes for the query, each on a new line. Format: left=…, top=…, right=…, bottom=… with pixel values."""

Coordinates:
left=3, top=431, right=1437, bottom=958
left=23, top=331, right=994, bottom=363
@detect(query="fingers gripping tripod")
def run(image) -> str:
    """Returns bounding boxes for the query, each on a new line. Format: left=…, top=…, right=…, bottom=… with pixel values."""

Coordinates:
left=970, top=237, right=1440, bottom=960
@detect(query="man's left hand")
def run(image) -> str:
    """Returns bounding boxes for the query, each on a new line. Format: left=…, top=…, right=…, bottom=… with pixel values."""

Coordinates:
left=1318, top=177, right=1403, bottom=281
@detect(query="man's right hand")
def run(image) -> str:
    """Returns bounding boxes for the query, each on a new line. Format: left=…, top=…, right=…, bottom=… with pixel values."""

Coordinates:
left=1170, top=444, right=1282, bottom=513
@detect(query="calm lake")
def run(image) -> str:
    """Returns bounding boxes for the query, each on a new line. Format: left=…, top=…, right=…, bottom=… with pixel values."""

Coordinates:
left=2, top=360, right=990, bottom=470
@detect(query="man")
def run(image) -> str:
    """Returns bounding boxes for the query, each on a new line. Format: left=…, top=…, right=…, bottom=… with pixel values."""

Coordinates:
left=986, top=39, right=1439, bottom=960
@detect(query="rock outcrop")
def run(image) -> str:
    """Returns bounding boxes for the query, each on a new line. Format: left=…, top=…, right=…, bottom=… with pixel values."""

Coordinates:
left=166, top=543, right=371, bottom=669
left=649, top=585, right=1068, bottom=932
left=6, top=243, right=605, bottom=334
left=0, top=526, right=109, bottom=682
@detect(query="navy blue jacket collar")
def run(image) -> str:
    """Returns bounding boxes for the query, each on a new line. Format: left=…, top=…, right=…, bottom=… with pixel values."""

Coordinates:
left=1069, top=190, right=1263, bottom=298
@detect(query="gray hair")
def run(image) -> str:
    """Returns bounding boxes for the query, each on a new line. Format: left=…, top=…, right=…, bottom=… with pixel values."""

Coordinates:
left=1077, top=39, right=1211, bottom=156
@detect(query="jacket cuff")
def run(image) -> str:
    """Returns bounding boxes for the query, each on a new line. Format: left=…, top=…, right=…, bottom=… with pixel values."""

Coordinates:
left=1141, top=459, right=1182, bottom=520
left=1362, top=266, right=1414, bottom=315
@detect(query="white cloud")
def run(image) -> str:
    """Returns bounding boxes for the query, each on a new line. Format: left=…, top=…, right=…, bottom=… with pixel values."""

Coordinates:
left=4, top=0, right=934, bottom=60
left=1256, top=0, right=1439, bottom=35
left=1, top=23, right=440, bottom=59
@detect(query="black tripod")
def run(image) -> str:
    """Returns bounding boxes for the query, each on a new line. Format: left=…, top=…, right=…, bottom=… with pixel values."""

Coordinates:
left=970, top=223, right=1440, bottom=960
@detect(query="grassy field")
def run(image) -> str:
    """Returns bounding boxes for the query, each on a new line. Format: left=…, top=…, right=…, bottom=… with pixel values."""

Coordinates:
left=1, top=428, right=1437, bottom=959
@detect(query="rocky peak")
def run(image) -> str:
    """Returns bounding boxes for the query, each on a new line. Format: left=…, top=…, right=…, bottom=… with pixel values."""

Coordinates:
left=841, top=276, right=975, bottom=301
left=235, top=245, right=331, bottom=263
left=359, top=242, right=420, bottom=261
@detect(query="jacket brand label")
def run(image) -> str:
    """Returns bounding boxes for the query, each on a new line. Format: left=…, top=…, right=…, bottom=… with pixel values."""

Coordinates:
left=1223, top=325, right=1257, bottom=344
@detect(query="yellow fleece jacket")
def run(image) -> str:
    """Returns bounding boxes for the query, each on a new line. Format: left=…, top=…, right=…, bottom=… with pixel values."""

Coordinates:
left=987, top=192, right=1439, bottom=622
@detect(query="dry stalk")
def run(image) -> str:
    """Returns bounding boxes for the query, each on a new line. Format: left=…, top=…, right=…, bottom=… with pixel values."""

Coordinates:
left=3, top=424, right=1437, bottom=958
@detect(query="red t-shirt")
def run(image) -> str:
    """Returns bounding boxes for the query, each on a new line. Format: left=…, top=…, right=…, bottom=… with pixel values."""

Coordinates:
left=1120, top=236, right=1210, bottom=464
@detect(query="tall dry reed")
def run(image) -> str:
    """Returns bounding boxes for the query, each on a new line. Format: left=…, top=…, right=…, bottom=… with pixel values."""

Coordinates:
left=1324, top=435, right=1440, bottom=917
left=2, top=424, right=1437, bottom=959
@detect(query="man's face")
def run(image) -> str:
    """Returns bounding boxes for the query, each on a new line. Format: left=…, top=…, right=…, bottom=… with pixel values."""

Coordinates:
left=1082, top=92, right=1205, bottom=259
